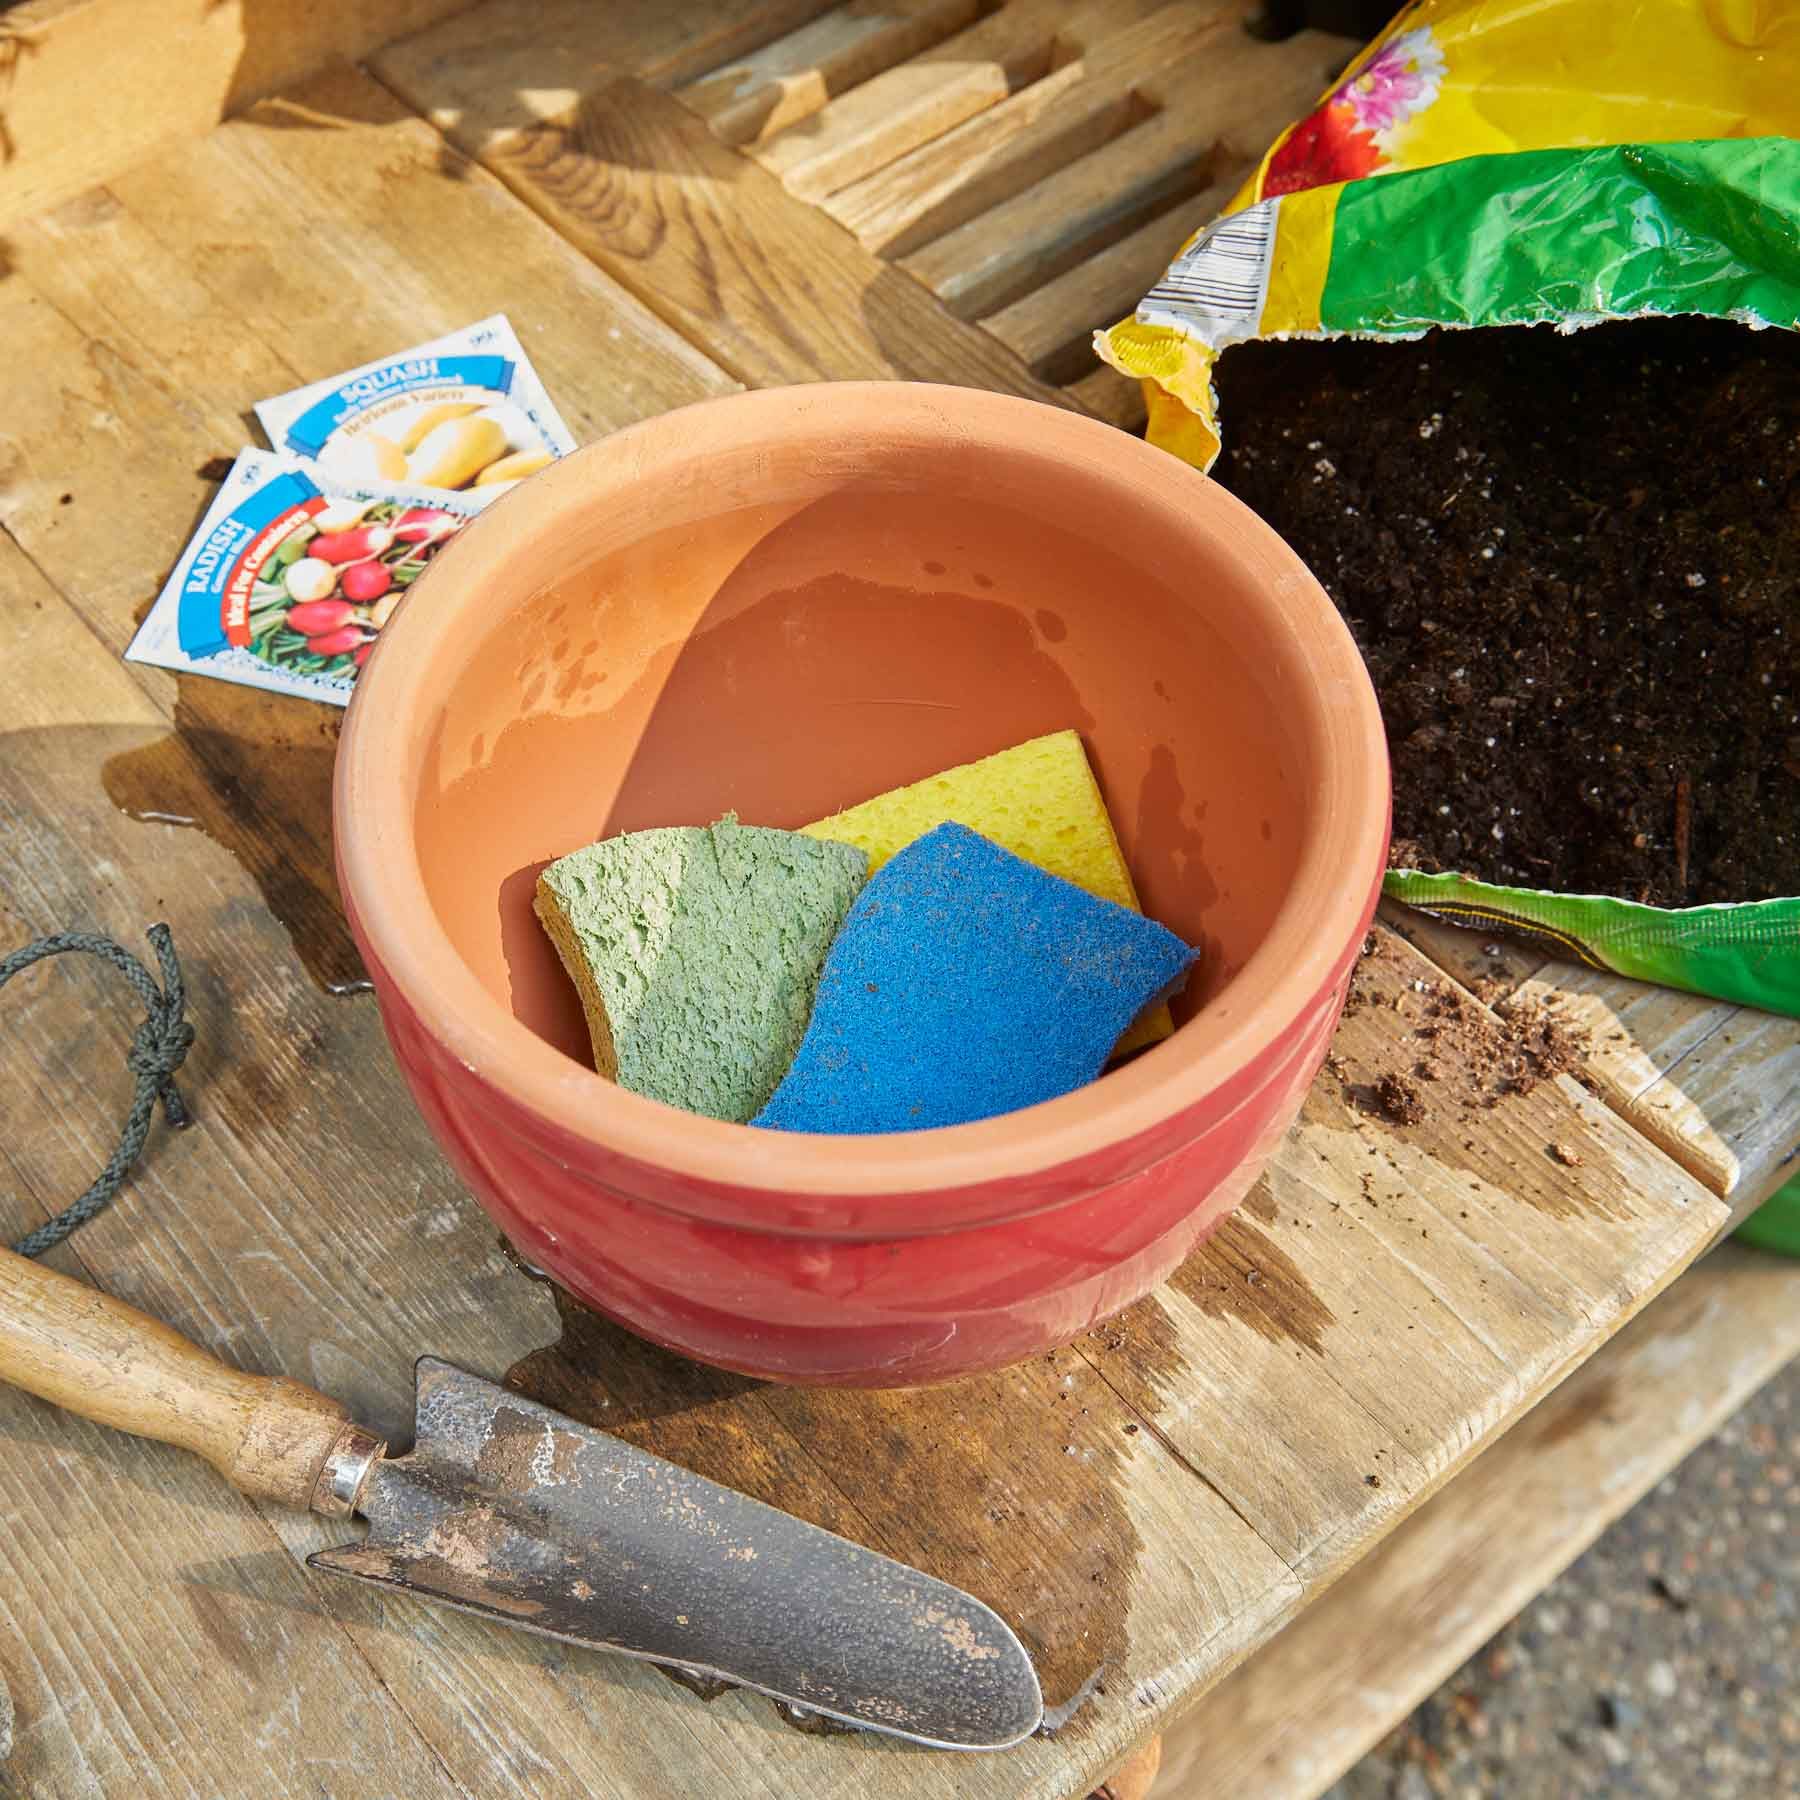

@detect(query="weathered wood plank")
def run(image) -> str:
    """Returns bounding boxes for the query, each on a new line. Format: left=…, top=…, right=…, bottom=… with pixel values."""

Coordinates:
left=0, top=1370, right=468, bottom=1800
left=823, top=3, right=1229, bottom=257
left=373, top=40, right=1072, bottom=399
left=678, top=0, right=988, bottom=146
left=985, top=175, right=1244, bottom=371
left=905, top=111, right=1218, bottom=320
left=1625, top=1006, right=1800, bottom=1223
left=1484, top=964, right=1800, bottom=1223
left=903, top=30, right=1341, bottom=318
left=1385, top=905, right=1800, bottom=1217
left=4, top=65, right=735, bottom=586
left=0, top=538, right=470, bottom=1800
left=1079, top=925, right=1725, bottom=1580
left=0, top=65, right=737, bottom=989
left=1148, top=1241, right=1800, bottom=1799
left=0, top=0, right=481, bottom=230
left=6, top=466, right=852, bottom=1800
left=1, top=843, right=740, bottom=1797
left=758, top=49, right=1018, bottom=200
left=373, top=0, right=840, bottom=113
left=749, top=0, right=1169, bottom=202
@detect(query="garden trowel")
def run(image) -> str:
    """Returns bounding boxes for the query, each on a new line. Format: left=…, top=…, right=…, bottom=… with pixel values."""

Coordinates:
left=0, top=1245, right=1042, bottom=1749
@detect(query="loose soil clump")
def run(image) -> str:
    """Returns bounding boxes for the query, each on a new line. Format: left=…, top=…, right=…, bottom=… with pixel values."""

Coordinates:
left=1374, top=1070, right=1427, bottom=1125
left=1213, top=316, right=1800, bottom=907
left=1344, top=938, right=1592, bottom=1127
left=1411, top=980, right=1591, bottom=1111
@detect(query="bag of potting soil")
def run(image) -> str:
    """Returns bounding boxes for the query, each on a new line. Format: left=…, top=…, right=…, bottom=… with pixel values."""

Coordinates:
left=1097, top=0, right=1800, bottom=1027
left=1099, top=0, right=1800, bottom=473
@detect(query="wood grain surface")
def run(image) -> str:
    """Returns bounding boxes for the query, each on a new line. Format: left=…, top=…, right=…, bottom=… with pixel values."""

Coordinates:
left=0, top=2, right=1791, bottom=1797
left=1149, top=1242, right=1800, bottom=1798
left=0, top=0, right=480, bottom=229
left=1383, top=906, right=1800, bottom=1222
left=0, top=64, right=735, bottom=990
left=376, top=58, right=1073, bottom=398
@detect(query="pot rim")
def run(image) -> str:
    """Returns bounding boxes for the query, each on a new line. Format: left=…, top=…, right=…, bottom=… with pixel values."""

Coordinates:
left=335, top=382, right=1389, bottom=1204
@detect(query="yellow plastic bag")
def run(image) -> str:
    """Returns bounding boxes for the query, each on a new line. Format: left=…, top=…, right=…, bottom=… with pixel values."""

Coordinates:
left=1098, top=0, right=1800, bottom=470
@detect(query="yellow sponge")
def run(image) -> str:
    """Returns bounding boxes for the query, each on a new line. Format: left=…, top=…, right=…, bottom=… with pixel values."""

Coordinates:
left=800, top=730, right=1173, bottom=1054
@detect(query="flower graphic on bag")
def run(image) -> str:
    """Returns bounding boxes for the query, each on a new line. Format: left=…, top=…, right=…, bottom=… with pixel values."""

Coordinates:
left=1264, top=102, right=1383, bottom=195
left=1343, top=28, right=1447, bottom=133
left=1265, top=26, right=1446, bottom=197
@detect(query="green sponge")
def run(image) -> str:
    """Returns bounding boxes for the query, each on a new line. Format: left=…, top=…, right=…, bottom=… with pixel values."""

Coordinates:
left=534, top=815, right=868, bottom=1122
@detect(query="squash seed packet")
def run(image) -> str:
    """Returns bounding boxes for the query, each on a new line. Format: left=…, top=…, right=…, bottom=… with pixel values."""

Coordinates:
left=253, top=314, right=576, bottom=496
left=125, top=449, right=485, bottom=706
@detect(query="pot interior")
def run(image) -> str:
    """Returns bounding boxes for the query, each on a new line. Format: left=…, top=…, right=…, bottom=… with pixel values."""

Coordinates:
left=411, top=441, right=1318, bottom=1074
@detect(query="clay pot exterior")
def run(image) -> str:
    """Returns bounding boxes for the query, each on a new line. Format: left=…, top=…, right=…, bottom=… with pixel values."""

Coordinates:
left=336, top=383, right=1390, bottom=1386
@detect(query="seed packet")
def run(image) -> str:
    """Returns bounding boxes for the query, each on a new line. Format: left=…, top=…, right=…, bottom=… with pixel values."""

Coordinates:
left=126, top=449, right=483, bottom=706
left=253, top=314, right=576, bottom=495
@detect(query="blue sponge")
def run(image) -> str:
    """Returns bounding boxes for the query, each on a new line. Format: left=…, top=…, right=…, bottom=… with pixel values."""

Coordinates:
left=753, top=823, right=1196, bottom=1134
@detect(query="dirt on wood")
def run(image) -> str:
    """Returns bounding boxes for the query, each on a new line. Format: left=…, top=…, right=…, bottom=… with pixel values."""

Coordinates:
left=1347, top=938, right=1592, bottom=1129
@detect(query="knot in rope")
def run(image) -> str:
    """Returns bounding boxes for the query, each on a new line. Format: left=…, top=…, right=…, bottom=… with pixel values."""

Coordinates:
left=5, top=925, right=196, bottom=1258
left=126, top=1009, right=196, bottom=1111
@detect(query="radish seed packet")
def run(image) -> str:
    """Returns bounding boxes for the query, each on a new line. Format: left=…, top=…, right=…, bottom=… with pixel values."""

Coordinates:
left=126, top=449, right=485, bottom=706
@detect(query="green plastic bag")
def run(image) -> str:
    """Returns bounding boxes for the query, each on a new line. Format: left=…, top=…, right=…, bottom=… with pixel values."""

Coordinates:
left=1384, top=874, right=1800, bottom=1019
left=1737, top=1168, right=1800, bottom=1257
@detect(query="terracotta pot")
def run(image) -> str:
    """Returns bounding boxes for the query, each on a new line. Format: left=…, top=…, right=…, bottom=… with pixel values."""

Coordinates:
left=336, top=383, right=1389, bottom=1386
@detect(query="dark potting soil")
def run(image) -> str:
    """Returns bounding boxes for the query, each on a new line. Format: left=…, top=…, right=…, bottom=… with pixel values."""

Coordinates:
left=1211, top=316, right=1800, bottom=907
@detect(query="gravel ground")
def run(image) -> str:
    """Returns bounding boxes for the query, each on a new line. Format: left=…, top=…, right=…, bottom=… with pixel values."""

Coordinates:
left=1326, top=1362, right=1799, bottom=1800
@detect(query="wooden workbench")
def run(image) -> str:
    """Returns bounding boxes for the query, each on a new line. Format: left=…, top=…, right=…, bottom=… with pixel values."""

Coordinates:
left=2, top=5, right=1797, bottom=1797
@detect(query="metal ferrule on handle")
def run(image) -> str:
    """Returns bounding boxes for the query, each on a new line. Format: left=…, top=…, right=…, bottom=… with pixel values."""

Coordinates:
left=314, top=1424, right=387, bottom=1516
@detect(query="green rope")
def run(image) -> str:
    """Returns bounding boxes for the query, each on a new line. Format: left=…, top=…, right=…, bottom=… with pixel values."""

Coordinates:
left=5, top=925, right=195, bottom=1258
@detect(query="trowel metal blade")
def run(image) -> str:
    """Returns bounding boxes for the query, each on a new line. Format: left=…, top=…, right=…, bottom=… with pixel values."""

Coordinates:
left=307, top=1357, right=1043, bottom=1750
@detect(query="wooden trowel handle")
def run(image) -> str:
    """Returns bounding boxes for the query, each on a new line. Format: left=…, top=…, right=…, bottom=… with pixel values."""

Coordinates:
left=0, top=1245, right=381, bottom=1513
